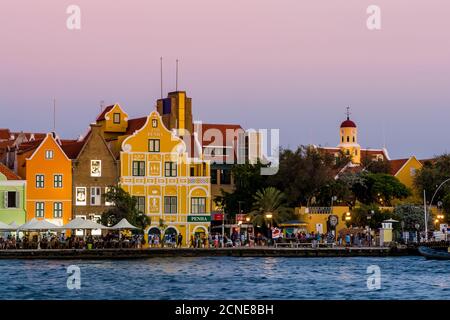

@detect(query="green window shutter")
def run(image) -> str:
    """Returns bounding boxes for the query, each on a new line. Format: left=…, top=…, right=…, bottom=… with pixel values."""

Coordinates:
left=3, top=191, right=8, bottom=208
left=16, top=191, right=20, bottom=209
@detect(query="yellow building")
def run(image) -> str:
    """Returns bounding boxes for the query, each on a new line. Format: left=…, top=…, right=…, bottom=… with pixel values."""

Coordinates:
left=297, top=206, right=350, bottom=235
left=389, top=156, right=423, bottom=191
left=119, top=111, right=211, bottom=246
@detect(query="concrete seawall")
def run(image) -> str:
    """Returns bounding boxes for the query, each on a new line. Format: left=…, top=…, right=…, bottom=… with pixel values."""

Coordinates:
left=0, top=247, right=417, bottom=259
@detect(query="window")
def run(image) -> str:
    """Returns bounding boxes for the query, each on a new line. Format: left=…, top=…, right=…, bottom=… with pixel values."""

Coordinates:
left=352, top=136, right=355, bottom=142
left=54, top=174, right=63, bottom=188
left=220, top=169, right=231, bottom=185
left=148, top=139, right=160, bottom=152
left=164, top=196, right=177, bottom=214
left=132, top=161, right=145, bottom=176
left=36, top=175, right=44, bottom=188
left=341, top=136, right=344, bottom=143
left=53, top=202, right=63, bottom=218
left=75, top=187, right=87, bottom=206
left=164, top=162, right=177, bottom=177
left=410, top=167, right=416, bottom=177
left=347, top=136, right=350, bottom=142
left=45, top=150, right=54, bottom=159
left=90, top=187, right=101, bottom=206
left=113, top=113, right=121, bottom=124
left=136, top=196, right=145, bottom=213
left=35, top=202, right=44, bottom=218
left=104, top=187, right=114, bottom=206
left=191, top=197, right=206, bottom=214
left=3, top=191, right=19, bottom=208
left=90, top=160, right=102, bottom=177
left=152, top=119, right=158, bottom=128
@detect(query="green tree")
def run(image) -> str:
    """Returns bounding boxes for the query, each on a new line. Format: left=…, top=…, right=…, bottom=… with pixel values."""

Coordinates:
left=393, top=204, right=431, bottom=231
left=215, top=161, right=269, bottom=216
left=248, top=187, right=295, bottom=227
left=268, top=146, right=337, bottom=207
left=350, top=204, right=391, bottom=229
left=101, top=186, right=150, bottom=231
left=351, top=172, right=410, bottom=206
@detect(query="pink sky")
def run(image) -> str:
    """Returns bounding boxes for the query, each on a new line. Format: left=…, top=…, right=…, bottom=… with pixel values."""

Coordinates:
left=1, top=0, right=449, bottom=159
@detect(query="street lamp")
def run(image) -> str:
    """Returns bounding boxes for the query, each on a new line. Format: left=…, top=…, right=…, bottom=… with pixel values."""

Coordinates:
left=415, top=223, right=420, bottom=243
left=345, top=212, right=351, bottom=221
left=265, top=213, right=273, bottom=244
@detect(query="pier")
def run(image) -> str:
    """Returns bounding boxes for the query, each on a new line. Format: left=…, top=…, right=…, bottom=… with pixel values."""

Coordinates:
left=0, top=246, right=417, bottom=259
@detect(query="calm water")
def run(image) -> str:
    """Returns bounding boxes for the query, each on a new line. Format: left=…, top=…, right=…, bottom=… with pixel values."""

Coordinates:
left=0, top=256, right=449, bottom=300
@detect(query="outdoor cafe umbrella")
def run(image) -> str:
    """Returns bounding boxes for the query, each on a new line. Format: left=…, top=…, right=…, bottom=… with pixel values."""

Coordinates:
left=110, top=218, right=139, bottom=230
left=17, top=218, right=60, bottom=231
left=0, top=221, right=17, bottom=231
left=60, top=217, right=109, bottom=230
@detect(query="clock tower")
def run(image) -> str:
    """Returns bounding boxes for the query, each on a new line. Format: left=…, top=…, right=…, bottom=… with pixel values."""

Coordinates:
left=338, top=107, right=361, bottom=164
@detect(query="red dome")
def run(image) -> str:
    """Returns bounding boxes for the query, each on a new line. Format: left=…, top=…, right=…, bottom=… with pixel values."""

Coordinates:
left=340, top=119, right=357, bottom=128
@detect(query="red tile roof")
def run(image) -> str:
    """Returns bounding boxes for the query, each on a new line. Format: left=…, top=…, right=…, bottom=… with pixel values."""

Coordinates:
left=96, top=105, right=114, bottom=121
left=200, top=123, right=243, bottom=147
left=389, top=158, right=409, bottom=175
left=0, top=163, right=21, bottom=180
left=0, top=129, right=11, bottom=140
left=61, top=140, right=86, bottom=159
left=125, top=117, right=147, bottom=135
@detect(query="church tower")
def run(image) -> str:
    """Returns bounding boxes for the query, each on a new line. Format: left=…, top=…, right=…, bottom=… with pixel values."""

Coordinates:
left=338, top=107, right=361, bottom=164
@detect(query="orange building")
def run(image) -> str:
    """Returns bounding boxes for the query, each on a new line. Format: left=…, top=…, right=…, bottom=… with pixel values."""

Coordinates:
left=22, top=133, right=73, bottom=225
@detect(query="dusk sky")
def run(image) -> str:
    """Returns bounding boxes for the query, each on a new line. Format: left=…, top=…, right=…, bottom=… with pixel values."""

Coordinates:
left=1, top=0, right=449, bottom=160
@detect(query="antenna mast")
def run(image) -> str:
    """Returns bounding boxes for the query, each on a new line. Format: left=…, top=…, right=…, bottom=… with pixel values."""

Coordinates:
left=53, top=98, right=56, bottom=132
left=160, top=56, right=163, bottom=99
left=176, top=59, right=179, bottom=91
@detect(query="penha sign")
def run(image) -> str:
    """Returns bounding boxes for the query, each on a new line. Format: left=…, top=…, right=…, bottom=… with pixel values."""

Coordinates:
left=187, top=215, right=211, bottom=223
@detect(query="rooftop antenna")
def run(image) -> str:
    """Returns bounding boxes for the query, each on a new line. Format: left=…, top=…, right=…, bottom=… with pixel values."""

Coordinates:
left=160, top=56, right=163, bottom=99
left=176, top=59, right=179, bottom=91
left=53, top=98, right=56, bottom=132
left=346, top=106, right=351, bottom=120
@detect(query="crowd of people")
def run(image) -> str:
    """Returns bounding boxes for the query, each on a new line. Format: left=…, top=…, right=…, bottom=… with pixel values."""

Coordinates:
left=0, top=232, right=145, bottom=250
left=0, top=229, right=379, bottom=250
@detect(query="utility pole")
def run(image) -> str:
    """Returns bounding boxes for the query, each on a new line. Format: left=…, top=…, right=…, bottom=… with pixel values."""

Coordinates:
left=424, top=190, right=428, bottom=242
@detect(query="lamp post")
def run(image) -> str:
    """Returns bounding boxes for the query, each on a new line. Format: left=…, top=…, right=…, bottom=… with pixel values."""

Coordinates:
left=265, top=213, right=273, bottom=245
left=415, top=223, right=420, bottom=243
left=424, top=178, right=450, bottom=242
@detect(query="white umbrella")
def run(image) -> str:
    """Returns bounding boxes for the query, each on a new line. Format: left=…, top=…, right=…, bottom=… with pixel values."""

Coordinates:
left=383, top=219, right=399, bottom=223
left=110, top=218, right=139, bottom=230
left=18, top=218, right=60, bottom=231
left=61, top=217, right=109, bottom=230
left=0, top=221, right=17, bottom=231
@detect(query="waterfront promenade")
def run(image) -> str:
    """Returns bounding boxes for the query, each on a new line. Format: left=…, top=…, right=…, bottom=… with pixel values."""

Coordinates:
left=0, top=246, right=416, bottom=259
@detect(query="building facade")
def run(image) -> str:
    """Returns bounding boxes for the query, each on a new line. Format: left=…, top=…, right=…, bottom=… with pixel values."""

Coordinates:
left=0, top=163, right=26, bottom=225
left=24, top=133, right=72, bottom=225
left=72, top=123, right=120, bottom=225
left=120, top=111, right=211, bottom=246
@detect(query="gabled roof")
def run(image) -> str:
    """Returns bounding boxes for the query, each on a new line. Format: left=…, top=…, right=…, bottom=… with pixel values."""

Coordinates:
left=0, top=129, right=11, bottom=140
left=0, top=163, right=21, bottom=180
left=60, top=140, right=86, bottom=159
left=389, top=158, right=410, bottom=176
left=125, top=117, right=147, bottom=135
left=96, top=105, right=114, bottom=121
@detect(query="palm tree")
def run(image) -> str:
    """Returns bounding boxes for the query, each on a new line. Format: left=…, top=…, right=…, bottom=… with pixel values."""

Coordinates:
left=248, top=187, right=293, bottom=227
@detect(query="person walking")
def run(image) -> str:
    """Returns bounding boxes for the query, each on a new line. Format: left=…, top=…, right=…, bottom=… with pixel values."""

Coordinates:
left=177, top=233, right=183, bottom=248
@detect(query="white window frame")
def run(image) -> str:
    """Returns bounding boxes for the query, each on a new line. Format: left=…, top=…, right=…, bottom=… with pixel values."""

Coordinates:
left=90, top=187, right=101, bottom=206
left=53, top=202, right=63, bottom=218
left=35, top=202, right=44, bottom=218
left=53, top=174, right=63, bottom=188
left=75, top=187, right=87, bottom=206
left=35, top=174, right=44, bottom=188
left=3, top=191, right=19, bottom=209
left=90, top=160, right=102, bottom=177
left=45, top=150, right=54, bottom=159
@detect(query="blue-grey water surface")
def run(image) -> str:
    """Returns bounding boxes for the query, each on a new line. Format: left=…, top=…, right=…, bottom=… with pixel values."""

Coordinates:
left=0, top=256, right=449, bottom=300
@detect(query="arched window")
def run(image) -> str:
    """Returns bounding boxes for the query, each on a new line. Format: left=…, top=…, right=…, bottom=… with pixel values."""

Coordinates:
left=347, top=136, right=350, bottom=142
left=353, top=136, right=355, bottom=142
left=342, top=136, right=344, bottom=143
